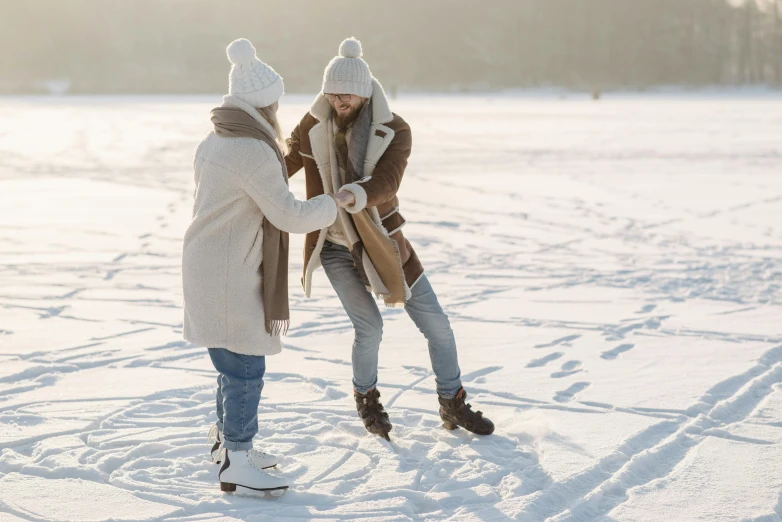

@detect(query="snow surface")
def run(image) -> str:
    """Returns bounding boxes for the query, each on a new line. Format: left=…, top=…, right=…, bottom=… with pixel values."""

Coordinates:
left=0, top=94, right=781, bottom=521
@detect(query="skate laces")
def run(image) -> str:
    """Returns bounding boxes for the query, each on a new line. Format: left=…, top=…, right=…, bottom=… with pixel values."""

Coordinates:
left=214, top=446, right=226, bottom=465
left=215, top=447, right=264, bottom=471
left=245, top=450, right=266, bottom=472
left=207, top=424, right=219, bottom=444
left=248, top=450, right=272, bottom=471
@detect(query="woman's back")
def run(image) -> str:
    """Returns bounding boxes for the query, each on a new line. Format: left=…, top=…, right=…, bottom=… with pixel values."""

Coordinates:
left=183, top=130, right=336, bottom=355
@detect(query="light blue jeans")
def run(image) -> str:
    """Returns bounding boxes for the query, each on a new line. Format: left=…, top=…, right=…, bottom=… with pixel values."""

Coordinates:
left=208, top=348, right=266, bottom=451
left=320, top=241, right=463, bottom=398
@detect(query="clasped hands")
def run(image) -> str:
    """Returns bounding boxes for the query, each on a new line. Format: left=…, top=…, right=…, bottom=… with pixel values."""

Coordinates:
left=333, top=191, right=357, bottom=208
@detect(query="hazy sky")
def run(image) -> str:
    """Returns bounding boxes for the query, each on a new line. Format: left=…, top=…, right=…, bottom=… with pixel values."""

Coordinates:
left=1, top=0, right=780, bottom=93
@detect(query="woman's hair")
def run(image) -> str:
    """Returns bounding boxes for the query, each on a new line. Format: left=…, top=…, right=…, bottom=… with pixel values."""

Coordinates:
left=257, top=104, right=288, bottom=154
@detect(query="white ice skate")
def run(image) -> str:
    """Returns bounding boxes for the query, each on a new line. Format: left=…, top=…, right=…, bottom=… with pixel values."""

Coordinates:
left=216, top=448, right=288, bottom=497
left=207, top=424, right=278, bottom=469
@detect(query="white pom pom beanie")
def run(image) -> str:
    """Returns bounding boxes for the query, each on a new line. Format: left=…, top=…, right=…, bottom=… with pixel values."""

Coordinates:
left=321, top=37, right=373, bottom=98
left=226, top=38, right=284, bottom=108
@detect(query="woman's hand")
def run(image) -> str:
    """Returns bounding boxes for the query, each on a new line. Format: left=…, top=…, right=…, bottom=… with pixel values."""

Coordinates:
left=333, top=191, right=357, bottom=208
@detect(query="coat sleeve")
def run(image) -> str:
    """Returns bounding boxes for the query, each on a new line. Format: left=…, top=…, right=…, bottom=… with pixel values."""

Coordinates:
left=339, top=123, right=412, bottom=213
left=237, top=151, right=337, bottom=234
left=284, top=121, right=304, bottom=178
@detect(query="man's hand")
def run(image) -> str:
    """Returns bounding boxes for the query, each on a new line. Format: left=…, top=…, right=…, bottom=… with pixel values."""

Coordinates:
left=333, top=191, right=356, bottom=208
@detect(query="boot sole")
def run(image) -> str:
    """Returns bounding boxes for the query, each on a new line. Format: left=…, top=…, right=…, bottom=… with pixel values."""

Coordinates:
left=220, top=482, right=288, bottom=497
left=442, top=420, right=494, bottom=435
left=362, top=421, right=392, bottom=441
left=366, top=428, right=391, bottom=441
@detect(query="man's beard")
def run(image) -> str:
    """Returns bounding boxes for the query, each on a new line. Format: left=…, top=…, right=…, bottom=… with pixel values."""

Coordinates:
left=333, top=102, right=364, bottom=129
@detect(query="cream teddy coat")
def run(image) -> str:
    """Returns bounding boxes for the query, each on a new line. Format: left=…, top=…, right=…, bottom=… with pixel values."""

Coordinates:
left=183, top=96, right=337, bottom=356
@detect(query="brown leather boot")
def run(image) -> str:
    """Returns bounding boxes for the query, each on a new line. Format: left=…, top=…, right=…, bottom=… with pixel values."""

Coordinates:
left=438, top=388, right=494, bottom=435
left=355, top=388, right=392, bottom=440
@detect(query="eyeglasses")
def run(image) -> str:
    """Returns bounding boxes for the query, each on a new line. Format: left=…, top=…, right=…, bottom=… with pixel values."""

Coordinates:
left=325, top=93, right=353, bottom=103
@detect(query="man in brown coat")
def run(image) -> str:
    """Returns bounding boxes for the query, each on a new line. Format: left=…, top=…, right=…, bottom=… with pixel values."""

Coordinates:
left=285, top=37, right=494, bottom=439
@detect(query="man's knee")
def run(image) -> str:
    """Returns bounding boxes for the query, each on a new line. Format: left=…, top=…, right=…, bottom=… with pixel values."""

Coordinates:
left=418, top=311, right=454, bottom=342
left=354, top=316, right=384, bottom=346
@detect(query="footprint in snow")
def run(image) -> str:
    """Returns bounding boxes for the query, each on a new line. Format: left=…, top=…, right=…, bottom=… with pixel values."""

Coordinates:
left=553, top=382, right=590, bottom=403
left=601, top=344, right=635, bottom=361
left=551, top=360, right=583, bottom=378
left=534, top=334, right=581, bottom=349
left=526, top=352, right=563, bottom=368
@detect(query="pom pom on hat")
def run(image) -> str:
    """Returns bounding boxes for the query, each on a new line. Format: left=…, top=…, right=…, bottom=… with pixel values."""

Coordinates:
left=225, top=38, right=284, bottom=108
left=322, top=37, right=373, bottom=98
left=339, top=38, right=363, bottom=59
left=226, top=38, right=257, bottom=66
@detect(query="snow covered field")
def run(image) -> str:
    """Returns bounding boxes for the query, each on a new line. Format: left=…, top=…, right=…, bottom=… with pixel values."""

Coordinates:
left=0, top=94, right=781, bottom=521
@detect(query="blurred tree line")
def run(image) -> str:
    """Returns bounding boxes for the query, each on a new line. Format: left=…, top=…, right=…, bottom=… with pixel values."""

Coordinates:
left=0, top=0, right=781, bottom=94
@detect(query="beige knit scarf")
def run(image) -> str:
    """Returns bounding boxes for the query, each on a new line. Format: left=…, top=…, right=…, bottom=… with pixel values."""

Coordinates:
left=210, top=106, right=289, bottom=336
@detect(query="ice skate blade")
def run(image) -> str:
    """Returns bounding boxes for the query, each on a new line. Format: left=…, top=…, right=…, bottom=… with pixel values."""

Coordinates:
left=368, top=430, right=391, bottom=441
left=366, top=427, right=392, bottom=441
left=220, top=482, right=288, bottom=498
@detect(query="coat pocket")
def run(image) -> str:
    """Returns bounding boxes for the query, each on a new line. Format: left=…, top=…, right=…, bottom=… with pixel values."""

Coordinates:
left=381, top=210, right=406, bottom=236
left=364, top=126, right=395, bottom=173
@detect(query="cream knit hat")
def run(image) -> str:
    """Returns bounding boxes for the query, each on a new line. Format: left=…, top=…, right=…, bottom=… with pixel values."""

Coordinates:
left=322, top=37, right=373, bottom=98
left=226, top=38, right=284, bottom=108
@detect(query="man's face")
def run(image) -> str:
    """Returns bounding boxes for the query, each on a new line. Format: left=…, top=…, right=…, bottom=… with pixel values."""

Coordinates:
left=326, top=93, right=367, bottom=122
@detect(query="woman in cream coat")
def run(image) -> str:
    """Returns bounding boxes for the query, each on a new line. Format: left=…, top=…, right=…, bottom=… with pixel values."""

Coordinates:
left=183, top=39, right=350, bottom=496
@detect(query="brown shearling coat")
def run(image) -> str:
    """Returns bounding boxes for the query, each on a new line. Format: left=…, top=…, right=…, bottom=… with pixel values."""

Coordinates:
left=285, top=82, right=424, bottom=301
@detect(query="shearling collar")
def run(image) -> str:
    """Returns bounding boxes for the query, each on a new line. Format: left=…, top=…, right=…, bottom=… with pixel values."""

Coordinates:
left=309, top=77, right=393, bottom=125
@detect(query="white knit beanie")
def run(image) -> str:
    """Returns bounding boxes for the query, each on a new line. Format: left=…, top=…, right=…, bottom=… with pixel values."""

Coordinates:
left=322, top=37, right=373, bottom=98
left=226, top=38, right=284, bottom=108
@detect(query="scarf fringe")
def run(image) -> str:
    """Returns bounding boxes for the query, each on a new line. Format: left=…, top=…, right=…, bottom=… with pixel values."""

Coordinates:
left=383, top=299, right=407, bottom=309
left=266, top=319, right=290, bottom=337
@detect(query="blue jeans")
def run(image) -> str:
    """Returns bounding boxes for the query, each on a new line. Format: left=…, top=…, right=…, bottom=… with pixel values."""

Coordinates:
left=208, top=348, right=266, bottom=451
left=320, top=241, right=462, bottom=398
